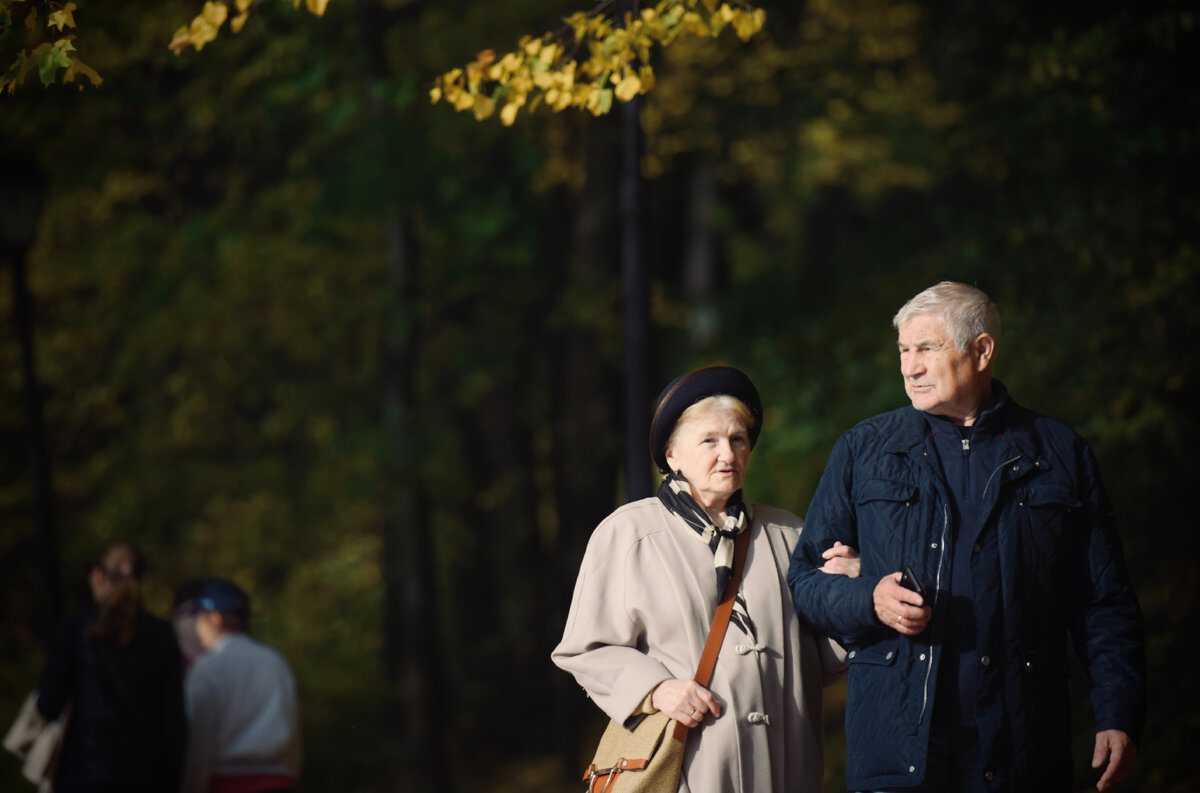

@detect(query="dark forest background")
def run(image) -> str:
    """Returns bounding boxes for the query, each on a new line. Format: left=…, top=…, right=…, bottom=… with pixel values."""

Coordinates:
left=2, top=0, right=1196, bottom=790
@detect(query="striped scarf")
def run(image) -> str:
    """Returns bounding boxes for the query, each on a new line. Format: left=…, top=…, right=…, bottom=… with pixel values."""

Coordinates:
left=656, top=473, right=757, bottom=639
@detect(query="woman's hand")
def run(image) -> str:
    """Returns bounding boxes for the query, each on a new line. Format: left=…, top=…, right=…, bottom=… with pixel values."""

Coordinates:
left=820, top=541, right=861, bottom=577
left=650, top=679, right=722, bottom=728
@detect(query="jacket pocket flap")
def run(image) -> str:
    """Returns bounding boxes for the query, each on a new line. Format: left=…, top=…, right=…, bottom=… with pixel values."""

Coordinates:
left=853, top=478, right=916, bottom=505
left=1023, top=485, right=1082, bottom=509
left=844, top=643, right=900, bottom=666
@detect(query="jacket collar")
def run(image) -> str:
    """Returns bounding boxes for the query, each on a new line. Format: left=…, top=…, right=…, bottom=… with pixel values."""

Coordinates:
left=884, top=380, right=1050, bottom=475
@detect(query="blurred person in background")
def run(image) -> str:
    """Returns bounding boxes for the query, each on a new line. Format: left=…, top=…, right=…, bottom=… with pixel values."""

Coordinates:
left=553, top=364, right=858, bottom=792
left=182, top=579, right=300, bottom=793
left=36, top=539, right=187, bottom=793
left=171, top=580, right=208, bottom=673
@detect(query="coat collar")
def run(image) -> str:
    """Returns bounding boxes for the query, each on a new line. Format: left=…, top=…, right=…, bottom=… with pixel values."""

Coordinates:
left=883, top=381, right=1052, bottom=482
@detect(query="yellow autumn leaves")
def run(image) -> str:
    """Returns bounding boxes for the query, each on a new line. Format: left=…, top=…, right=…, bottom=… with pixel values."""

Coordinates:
left=169, top=0, right=332, bottom=55
left=0, top=0, right=101, bottom=93
left=430, top=0, right=767, bottom=125
left=4, top=0, right=761, bottom=107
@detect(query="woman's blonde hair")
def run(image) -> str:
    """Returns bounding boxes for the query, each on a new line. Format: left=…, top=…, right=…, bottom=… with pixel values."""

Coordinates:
left=666, top=395, right=756, bottom=464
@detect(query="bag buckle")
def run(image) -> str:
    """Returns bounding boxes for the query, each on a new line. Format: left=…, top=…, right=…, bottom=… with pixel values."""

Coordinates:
left=583, top=762, right=621, bottom=792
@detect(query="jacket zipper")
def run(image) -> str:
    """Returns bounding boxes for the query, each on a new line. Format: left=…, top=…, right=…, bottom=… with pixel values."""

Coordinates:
left=918, top=502, right=949, bottom=725
left=919, top=454, right=1021, bottom=727
left=982, top=455, right=1022, bottom=500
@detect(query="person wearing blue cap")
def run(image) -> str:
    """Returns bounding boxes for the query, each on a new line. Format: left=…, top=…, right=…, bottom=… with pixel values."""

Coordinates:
left=553, top=365, right=859, bottom=792
left=182, top=579, right=301, bottom=793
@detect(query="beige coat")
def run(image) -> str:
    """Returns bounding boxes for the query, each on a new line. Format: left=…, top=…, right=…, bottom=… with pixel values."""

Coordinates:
left=553, top=497, right=845, bottom=793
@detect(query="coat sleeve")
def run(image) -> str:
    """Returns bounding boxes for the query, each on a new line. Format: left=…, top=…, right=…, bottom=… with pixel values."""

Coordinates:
left=1068, top=438, right=1146, bottom=743
left=551, top=517, right=675, bottom=726
left=36, top=614, right=81, bottom=721
left=788, top=434, right=885, bottom=645
left=157, top=627, right=188, bottom=791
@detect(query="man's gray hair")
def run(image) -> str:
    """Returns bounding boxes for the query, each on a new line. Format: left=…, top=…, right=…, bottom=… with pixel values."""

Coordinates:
left=892, top=281, right=1001, bottom=351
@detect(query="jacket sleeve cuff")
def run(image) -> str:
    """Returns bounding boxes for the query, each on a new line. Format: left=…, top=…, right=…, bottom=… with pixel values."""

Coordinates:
left=608, top=657, right=673, bottom=726
left=1092, top=686, right=1146, bottom=745
left=844, top=574, right=886, bottom=642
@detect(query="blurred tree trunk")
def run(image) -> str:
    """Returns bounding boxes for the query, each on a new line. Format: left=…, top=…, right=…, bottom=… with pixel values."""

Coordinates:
left=0, top=156, right=59, bottom=647
left=357, top=0, right=445, bottom=790
left=682, top=161, right=718, bottom=349
left=378, top=211, right=443, bottom=793
left=620, top=77, right=651, bottom=501
left=547, top=115, right=626, bottom=777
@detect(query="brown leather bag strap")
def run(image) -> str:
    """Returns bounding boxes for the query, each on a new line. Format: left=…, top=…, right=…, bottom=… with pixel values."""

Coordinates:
left=671, top=527, right=751, bottom=743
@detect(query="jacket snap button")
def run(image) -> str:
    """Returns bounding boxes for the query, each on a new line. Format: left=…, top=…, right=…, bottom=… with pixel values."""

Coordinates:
left=909, top=766, right=916, bottom=773
left=919, top=653, right=926, bottom=661
left=848, top=650, right=856, bottom=659
left=930, top=542, right=938, bottom=549
left=985, top=770, right=995, bottom=781
left=885, top=651, right=894, bottom=660
left=980, top=655, right=991, bottom=666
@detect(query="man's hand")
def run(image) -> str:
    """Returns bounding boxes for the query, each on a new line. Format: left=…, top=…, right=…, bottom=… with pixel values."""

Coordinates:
left=820, top=541, right=861, bottom=577
left=1093, top=729, right=1136, bottom=790
left=873, top=572, right=932, bottom=635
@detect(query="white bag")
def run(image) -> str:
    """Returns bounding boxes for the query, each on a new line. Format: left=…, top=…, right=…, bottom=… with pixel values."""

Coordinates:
left=3, top=691, right=69, bottom=792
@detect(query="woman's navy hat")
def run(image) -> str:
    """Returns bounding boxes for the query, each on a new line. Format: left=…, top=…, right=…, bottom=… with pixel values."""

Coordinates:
left=649, top=365, right=763, bottom=475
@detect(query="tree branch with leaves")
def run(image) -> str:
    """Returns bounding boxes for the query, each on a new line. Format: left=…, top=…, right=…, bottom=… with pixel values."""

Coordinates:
left=167, top=0, right=331, bottom=55
left=429, top=0, right=766, bottom=125
left=0, top=0, right=101, bottom=94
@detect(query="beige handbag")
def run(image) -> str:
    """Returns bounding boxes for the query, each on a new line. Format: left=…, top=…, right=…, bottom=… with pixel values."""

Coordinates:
left=3, top=691, right=69, bottom=793
left=583, top=709, right=683, bottom=793
left=582, top=529, right=750, bottom=793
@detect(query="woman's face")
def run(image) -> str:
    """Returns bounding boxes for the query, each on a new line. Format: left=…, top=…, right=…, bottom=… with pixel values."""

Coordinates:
left=664, top=404, right=751, bottom=516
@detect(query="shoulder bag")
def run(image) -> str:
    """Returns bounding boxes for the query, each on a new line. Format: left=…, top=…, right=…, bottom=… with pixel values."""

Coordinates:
left=582, top=528, right=750, bottom=793
left=4, top=690, right=70, bottom=792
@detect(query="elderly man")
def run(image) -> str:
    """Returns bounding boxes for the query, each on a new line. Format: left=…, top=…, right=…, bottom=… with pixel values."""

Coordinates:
left=788, top=282, right=1145, bottom=793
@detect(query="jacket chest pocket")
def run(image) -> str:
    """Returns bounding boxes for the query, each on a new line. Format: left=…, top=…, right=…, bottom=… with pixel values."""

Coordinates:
left=1014, top=484, right=1081, bottom=578
left=852, top=478, right=920, bottom=561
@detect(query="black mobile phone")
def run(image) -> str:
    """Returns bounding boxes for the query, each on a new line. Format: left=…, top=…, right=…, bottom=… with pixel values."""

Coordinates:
left=899, top=565, right=927, bottom=602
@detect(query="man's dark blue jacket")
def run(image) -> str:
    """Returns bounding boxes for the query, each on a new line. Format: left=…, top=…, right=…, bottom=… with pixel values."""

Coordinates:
left=788, top=386, right=1145, bottom=792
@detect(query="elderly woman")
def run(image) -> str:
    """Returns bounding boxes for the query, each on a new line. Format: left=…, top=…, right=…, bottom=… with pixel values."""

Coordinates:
left=552, top=365, right=856, bottom=792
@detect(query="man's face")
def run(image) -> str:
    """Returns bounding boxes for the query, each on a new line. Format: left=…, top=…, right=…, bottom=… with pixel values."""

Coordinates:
left=897, top=314, right=992, bottom=425
left=194, top=611, right=222, bottom=651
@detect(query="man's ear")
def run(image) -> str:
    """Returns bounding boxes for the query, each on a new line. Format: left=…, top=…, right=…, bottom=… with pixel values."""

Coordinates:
left=974, top=333, right=996, bottom=371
